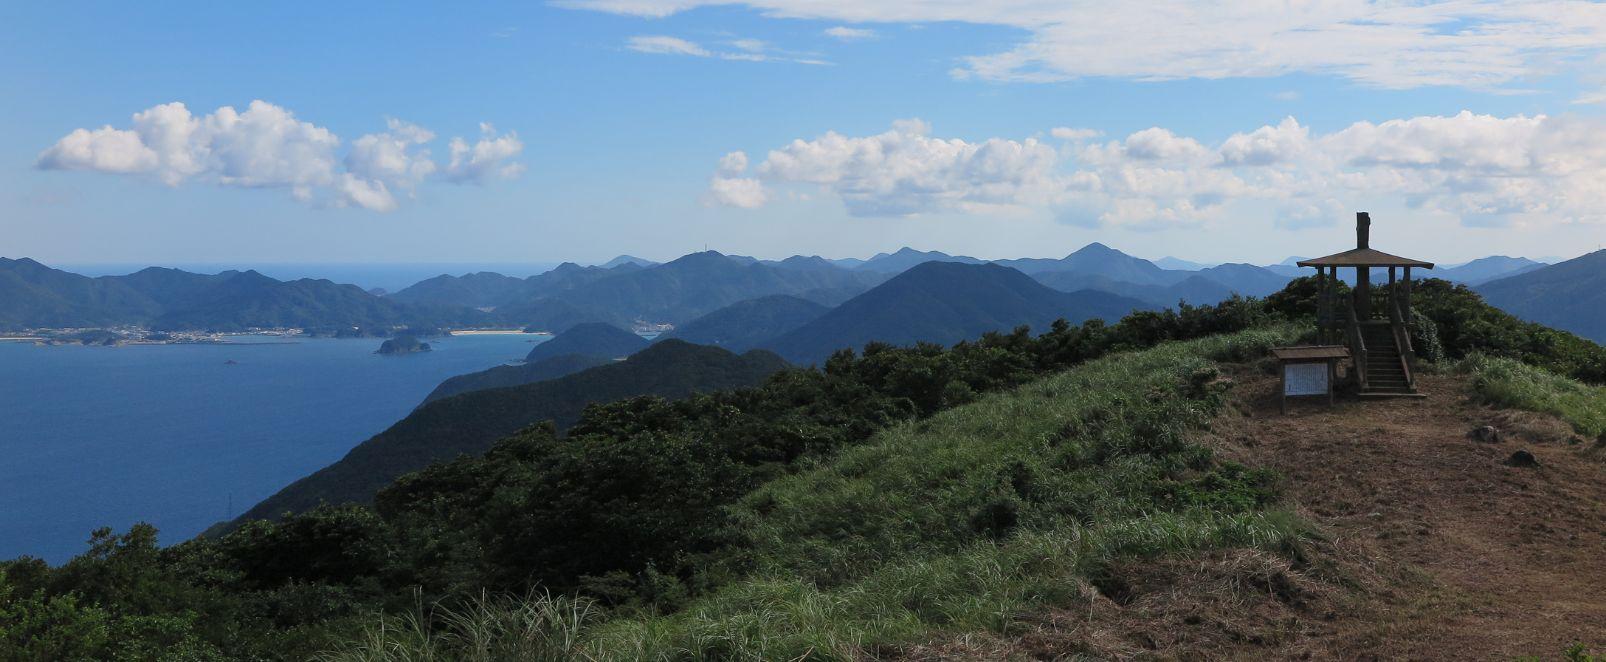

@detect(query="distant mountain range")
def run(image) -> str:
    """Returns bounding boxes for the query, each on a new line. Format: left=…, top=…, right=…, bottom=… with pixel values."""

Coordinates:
left=1438, top=256, right=1547, bottom=286
left=1, top=243, right=1555, bottom=336
left=0, top=257, right=484, bottom=333
left=764, top=262, right=1151, bottom=364
left=1477, top=250, right=1606, bottom=342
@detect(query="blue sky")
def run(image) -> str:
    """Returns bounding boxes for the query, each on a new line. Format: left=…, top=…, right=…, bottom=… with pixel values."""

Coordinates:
left=5, top=1, right=1606, bottom=267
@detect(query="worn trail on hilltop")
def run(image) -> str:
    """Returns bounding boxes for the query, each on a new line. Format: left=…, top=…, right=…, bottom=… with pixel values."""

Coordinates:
left=917, top=371, right=1606, bottom=659
left=1224, top=372, right=1606, bottom=658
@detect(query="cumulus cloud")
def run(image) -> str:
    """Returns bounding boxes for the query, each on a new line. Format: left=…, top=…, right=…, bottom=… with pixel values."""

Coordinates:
left=566, top=0, right=1606, bottom=91
left=708, top=113, right=1606, bottom=229
left=715, top=118, right=1065, bottom=216
left=444, top=123, right=525, bottom=184
left=1218, top=117, right=1309, bottom=166
left=706, top=151, right=768, bottom=208
left=824, top=26, right=875, bottom=40
left=1049, top=127, right=1100, bottom=141
left=36, top=101, right=523, bottom=211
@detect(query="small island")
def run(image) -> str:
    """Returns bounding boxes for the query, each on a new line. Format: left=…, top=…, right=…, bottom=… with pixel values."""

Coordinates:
left=375, top=335, right=431, bottom=355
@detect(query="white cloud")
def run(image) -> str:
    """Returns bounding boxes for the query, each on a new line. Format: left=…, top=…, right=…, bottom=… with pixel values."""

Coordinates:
left=707, top=176, right=768, bottom=208
left=824, top=26, right=875, bottom=40
left=37, top=126, right=160, bottom=176
left=627, top=35, right=711, bottom=57
left=566, top=0, right=1606, bottom=91
left=626, top=34, right=828, bottom=64
left=710, top=119, right=1065, bottom=216
left=444, top=123, right=526, bottom=184
left=1049, top=127, right=1100, bottom=141
left=711, top=113, right=1606, bottom=229
left=706, top=150, right=767, bottom=208
left=37, top=101, right=522, bottom=211
left=1218, top=117, right=1308, bottom=166
left=346, top=119, right=437, bottom=191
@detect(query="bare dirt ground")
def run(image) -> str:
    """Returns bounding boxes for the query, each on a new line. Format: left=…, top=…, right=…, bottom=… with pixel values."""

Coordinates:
left=910, top=370, right=1606, bottom=660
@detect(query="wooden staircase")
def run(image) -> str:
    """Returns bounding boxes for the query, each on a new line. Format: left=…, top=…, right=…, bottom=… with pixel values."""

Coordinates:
left=1343, top=294, right=1422, bottom=398
left=1359, top=322, right=1413, bottom=395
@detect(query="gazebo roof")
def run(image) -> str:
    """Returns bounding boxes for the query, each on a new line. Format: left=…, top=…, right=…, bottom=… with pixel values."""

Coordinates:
left=1297, top=247, right=1433, bottom=269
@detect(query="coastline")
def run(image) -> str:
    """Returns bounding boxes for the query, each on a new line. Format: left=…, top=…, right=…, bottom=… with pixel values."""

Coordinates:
left=449, top=329, right=544, bottom=336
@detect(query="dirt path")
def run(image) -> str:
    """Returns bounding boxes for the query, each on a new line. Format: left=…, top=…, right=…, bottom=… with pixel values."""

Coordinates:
left=1214, top=370, right=1606, bottom=658
left=913, top=370, right=1606, bottom=660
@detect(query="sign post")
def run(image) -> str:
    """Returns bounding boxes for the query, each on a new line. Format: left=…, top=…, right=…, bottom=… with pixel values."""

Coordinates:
left=1272, top=346, right=1350, bottom=414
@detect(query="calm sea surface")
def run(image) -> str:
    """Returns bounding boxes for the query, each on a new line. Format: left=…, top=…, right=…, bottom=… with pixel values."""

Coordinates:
left=0, top=333, right=548, bottom=563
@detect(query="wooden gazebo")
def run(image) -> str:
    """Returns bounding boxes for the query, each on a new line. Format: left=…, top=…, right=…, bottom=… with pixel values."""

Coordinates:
left=1297, top=212, right=1433, bottom=396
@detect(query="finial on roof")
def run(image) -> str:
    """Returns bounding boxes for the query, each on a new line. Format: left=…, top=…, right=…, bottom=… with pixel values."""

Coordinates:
left=1357, top=211, right=1370, bottom=250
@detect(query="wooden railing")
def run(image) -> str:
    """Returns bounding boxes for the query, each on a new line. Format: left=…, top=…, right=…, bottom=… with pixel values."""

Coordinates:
left=1388, top=294, right=1417, bottom=391
left=1346, top=303, right=1367, bottom=390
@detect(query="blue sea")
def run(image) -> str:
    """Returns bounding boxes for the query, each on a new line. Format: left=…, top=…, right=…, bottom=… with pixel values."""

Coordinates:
left=0, top=333, right=548, bottom=563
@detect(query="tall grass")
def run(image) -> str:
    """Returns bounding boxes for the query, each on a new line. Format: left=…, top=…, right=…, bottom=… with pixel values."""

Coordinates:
left=326, top=328, right=1305, bottom=660
left=1461, top=354, right=1606, bottom=438
left=316, top=591, right=600, bottom=662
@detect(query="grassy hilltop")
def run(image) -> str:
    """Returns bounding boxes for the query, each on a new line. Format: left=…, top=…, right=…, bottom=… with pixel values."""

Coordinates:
left=4, top=278, right=1606, bottom=659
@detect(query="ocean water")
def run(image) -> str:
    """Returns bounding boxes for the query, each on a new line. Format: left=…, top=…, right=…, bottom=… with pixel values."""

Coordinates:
left=0, top=333, right=548, bottom=563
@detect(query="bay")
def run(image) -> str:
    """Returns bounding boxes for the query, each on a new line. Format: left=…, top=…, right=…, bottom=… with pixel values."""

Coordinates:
left=0, top=333, right=548, bottom=563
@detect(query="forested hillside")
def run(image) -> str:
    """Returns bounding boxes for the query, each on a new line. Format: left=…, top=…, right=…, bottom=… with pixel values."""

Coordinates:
left=1477, top=250, right=1606, bottom=343
left=227, top=340, right=787, bottom=526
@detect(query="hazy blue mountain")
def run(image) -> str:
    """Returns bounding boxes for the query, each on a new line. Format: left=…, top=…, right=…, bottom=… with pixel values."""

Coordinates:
left=1154, top=256, right=1212, bottom=271
left=497, top=298, right=631, bottom=334
left=996, top=243, right=1188, bottom=285
left=855, top=247, right=986, bottom=273
left=389, top=262, right=637, bottom=310
left=772, top=255, right=852, bottom=272
left=386, top=271, right=528, bottom=308
left=658, top=294, right=829, bottom=352
left=1033, top=271, right=1235, bottom=307
left=0, top=258, right=163, bottom=328
left=764, top=262, right=1150, bottom=364
left=149, top=271, right=485, bottom=333
left=525, top=322, right=649, bottom=363
left=117, top=266, right=242, bottom=310
left=1476, top=250, right=1606, bottom=342
left=1193, top=263, right=1292, bottom=297
left=1437, top=256, right=1546, bottom=285
left=229, top=340, right=789, bottom=523
left=0, top=258, right=482, bottom=332
left=527, top=251, right=878, bottom=325
left=827, top=257, right=867, bottom=269
left=600, top=255, right=658, bottom=268
left=420, top=354, right=611, bottom=405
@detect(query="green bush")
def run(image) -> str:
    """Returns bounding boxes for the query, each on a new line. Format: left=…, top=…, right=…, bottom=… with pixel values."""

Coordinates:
left=1460, top=355, right=1606, bottom=438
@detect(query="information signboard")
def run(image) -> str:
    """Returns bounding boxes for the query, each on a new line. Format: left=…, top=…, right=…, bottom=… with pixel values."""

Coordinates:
left=1283, top=362, right=1329, bottom=396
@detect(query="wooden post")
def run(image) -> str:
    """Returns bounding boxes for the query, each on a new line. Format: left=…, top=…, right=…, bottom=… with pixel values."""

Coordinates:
left=1328, top=359, right=1337, bottom=405
left=1403, top=266, right=1412, bottom=311
left=1354, top=265, right=1369, bottom=319
left=1315, top=266, right=1327, bottom=343
left=1279, top=365, right=1287, bottom=414
left=1388, top=266, right=1397, bottom=311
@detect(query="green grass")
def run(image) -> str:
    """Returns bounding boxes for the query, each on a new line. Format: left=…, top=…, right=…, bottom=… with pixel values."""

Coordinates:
left=1461, top=354, right=1606, bottom=438
left=324, top=328, right=1307, bottom=660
